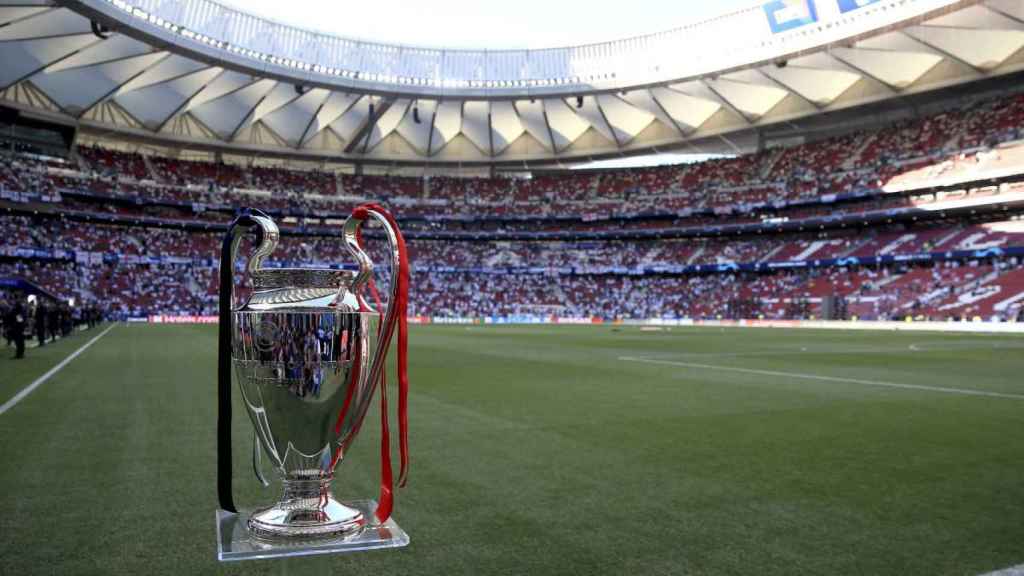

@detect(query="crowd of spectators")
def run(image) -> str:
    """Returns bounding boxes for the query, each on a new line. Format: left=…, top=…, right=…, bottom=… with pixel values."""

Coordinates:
left=5, top=215, right=1022, bottom=270
left=3, top=92, right=1024, bottom=321
left=4, top=254, right=1021, bottom=321
left=3, top=92, right=1018, bottom=222
left=3, top=211, right=1023, bottom=320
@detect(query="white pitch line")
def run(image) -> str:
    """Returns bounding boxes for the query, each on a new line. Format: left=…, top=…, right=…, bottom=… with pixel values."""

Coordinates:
left=980, top=564, right=1024, bottom=576
left=0, top=324, right=115, bottom=416
left=618, top=355, right=1024, bottom=401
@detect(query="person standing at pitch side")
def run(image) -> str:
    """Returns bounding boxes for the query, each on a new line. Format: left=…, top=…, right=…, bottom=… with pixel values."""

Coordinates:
left=34, top=302, right=47, bottom=348
left=0, top=296, right=10, bottom=349
left=6, top=297, right=27, bottom=360
left=48, top=303, right=59, bottom=342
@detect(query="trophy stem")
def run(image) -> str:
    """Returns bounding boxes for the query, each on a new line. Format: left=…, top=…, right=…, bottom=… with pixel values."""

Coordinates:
left=247, top=477, right=366, bottom=540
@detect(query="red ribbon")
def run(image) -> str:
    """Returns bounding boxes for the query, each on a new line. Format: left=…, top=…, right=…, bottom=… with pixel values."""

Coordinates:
left=348, top=203, right=410, bottom=524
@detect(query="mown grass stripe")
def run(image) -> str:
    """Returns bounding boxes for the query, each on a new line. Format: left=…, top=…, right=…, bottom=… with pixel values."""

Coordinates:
left=619, top=355, right=1024, bottom=400
left=0, top=324, right=115, bottom=416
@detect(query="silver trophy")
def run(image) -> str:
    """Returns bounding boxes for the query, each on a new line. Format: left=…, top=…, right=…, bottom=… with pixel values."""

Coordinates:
left=216, top=205, right=410, bottom=545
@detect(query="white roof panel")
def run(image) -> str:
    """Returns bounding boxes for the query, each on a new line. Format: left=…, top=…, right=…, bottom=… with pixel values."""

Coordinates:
left=513, top=99, right=552, bottom=152
left=987, top=0, right=1024, bottom=23
left=250, top=82, right=300, bottom=124
left=302, top=91, right=360, bottom=144
left=115, top=54, right=210, bottom=95
left=596, top=94, right=655, bottom=143
left=490, top=101, right=524, bottom=154
left=0, top=6, right=51, bottom=25
left=620, top=90, right=676, bottom=132
left=460, top=101, right=491, bottom=155
left=47, top=35, right=154, bottom=73
left=830, top=47, right=942, bottom=89
left=652, top=87, right=720, bottom=130
left=704, top=78, right=789, bottom=119
left=114, top=67, right=222, bottom=128
left=184, top=70, right=256, bottom=111
left=190, top=78, right=275, bottom=138
left=430, top=100, right=463, bottom=155
left=543, top=98, right=590, bottom=152
left=570, top=96, right=615, bottom=143
left=32, top=51, right=166, bottom=114
left=0, top=34, right=98, bottom=88
left=761, top=66, right=862, bottom=106
left=0, top=8, right=89, bottom=41
left=261, top=88, right=330, bottom=145
left=395, top=100, right=437, bottom=155
left=365, top=98, right=410, bottom=150
left=927, top=4, right=1023, bottom=29
left=329, top=95, right=377, bottom=143
left=907, top=25, right=1024, bottom=70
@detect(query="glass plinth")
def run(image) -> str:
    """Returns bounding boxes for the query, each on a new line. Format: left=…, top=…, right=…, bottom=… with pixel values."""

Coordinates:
left=216, top=500, right=409, bottom=562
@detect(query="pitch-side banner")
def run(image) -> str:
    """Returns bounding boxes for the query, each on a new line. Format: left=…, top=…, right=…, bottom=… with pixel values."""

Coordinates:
left=10, top=244, right=1024, bottom=276
left=763, top=0, right=818, bottom=33
left=148, top=315, right=218, bottom=324
left=417, top=246, right=1024, bottom=276
left=149, top=315, right=434, bottom=325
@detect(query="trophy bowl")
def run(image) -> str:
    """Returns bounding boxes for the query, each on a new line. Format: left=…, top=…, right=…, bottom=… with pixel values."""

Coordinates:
left=233, top=271, right=379, bottom=539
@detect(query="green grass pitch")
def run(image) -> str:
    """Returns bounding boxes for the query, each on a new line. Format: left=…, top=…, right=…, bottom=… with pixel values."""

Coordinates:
left=1, top=324, right=1023, bottom=575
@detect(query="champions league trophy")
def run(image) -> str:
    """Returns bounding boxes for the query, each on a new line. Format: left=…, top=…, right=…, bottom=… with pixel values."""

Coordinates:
left=215, top=204, right=411, bottom=561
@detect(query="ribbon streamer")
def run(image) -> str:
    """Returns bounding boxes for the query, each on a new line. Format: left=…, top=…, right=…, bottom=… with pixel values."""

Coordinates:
left=349, top=203, right=410, bottom=524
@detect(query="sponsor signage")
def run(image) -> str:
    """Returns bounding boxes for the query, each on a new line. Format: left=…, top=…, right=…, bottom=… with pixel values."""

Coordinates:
left=148, top=315, right=218, bottom=324
left=763, top=0, right=818, bottom=34
left=8, top=245, right=1024, bottom=277
left=837, top=0, right=882, bottom=13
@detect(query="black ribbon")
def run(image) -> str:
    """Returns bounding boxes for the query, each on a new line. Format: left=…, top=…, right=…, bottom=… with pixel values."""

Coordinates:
left=217, top=208, right=269, bottom=513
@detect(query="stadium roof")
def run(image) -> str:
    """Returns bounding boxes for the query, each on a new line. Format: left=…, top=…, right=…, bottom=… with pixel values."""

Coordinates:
left=1, top=0, right=1023, bottom=166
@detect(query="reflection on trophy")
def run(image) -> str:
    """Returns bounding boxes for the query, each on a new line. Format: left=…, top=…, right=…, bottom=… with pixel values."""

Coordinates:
left=216, top=204, right=410, bottom=546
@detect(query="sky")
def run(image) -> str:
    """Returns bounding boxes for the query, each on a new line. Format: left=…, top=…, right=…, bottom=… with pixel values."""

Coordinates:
left=222, top=0, right=758, bottom=50
left=217, top=1, right=753, bottom=168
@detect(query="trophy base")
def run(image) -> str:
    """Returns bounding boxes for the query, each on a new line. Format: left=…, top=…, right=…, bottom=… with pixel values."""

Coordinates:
left=216, top=500, right=409, bottom=562
left=248, top=495, right=364, bottom=540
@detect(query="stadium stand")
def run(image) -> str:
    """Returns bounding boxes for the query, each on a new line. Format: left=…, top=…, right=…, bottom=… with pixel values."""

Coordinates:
left=3, top=92, right=1024, bottom=322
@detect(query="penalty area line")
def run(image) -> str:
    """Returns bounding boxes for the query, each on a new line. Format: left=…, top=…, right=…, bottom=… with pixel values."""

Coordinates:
left=618, top=356, right=1024, bottom=401
left=0, top=324, right=116, bottom=416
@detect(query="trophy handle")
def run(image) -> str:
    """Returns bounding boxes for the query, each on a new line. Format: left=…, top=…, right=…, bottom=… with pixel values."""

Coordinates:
left=245, top=216, right=280, bottom=276
left=341, top=205, right=405, bottom=395
left=341, top=215, right=374, bottom=302
left=340, top=204, right=410, bottom=524
left=216, top=208, right=277, bottom=514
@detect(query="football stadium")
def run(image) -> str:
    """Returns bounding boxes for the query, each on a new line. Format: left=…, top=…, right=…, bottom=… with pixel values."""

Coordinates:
left=1, top=0, right=1024, bottom=574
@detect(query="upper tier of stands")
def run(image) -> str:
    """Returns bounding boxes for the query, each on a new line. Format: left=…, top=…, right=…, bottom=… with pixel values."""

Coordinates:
left=48, top=92, right=1024, bottom=220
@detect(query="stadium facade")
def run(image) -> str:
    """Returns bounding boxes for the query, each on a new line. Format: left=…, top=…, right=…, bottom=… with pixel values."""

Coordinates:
left=0, top=0, right=1023, bottom=166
